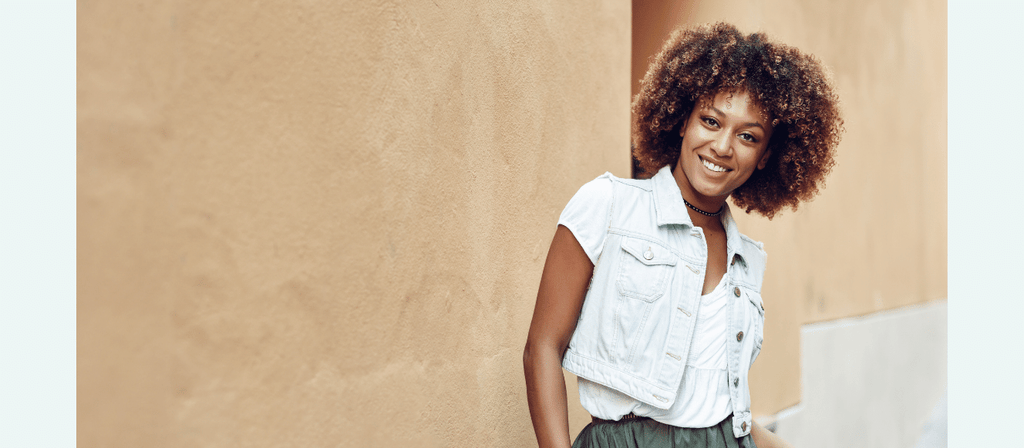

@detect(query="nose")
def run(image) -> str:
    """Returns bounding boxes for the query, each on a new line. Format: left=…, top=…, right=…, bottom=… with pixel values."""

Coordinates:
left=711, top=132, right=733, bottom=157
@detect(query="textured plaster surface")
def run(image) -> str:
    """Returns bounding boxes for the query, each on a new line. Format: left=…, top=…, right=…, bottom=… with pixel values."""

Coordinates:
left=631, top=0, right=947, bottom=416
left=773, top=300, right=947, bottom=448
left=78, top=1, right=630, bottom=446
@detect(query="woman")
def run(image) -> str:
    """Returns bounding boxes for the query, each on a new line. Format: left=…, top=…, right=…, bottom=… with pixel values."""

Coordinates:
left=523, top=23, right=843, bottom=448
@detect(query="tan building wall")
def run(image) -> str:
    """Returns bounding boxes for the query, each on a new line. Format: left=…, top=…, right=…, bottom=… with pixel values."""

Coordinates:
left=78, top=1, right=630, bottom=446
left=632, top=0, right=947, bottom=420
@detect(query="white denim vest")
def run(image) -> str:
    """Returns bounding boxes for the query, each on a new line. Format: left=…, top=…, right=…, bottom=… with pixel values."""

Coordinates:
left=560, top=166, right=767, bottom=438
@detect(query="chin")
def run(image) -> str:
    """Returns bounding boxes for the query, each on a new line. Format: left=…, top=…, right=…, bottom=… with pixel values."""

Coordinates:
left=690, top=178, right=728, bottom=195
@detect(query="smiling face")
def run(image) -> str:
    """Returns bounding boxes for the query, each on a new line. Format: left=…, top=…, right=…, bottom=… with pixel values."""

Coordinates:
left=673, top=89, right=774, bottom=210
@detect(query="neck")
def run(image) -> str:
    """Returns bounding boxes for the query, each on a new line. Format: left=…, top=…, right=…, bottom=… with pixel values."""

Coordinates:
left=686, top=205, right=724, bottom=230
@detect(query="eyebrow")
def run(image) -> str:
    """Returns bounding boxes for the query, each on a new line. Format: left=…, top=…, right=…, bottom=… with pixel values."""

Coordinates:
left=708, top=106, right=767, bottom=130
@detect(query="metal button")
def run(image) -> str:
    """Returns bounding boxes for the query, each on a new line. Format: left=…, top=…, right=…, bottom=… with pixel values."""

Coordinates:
left=733, top=287, right=741, bottom=297
left=643, top=247, right=653, bottom=260
left=742, top=422, right=747, bottom=431
left=733, top=377, right=739, bottom=387
left=737, top=331, right=744, bottom=342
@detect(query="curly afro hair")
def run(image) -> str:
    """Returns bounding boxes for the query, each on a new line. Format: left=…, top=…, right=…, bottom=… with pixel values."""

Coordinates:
left=632, top=22, right=843, bottom=219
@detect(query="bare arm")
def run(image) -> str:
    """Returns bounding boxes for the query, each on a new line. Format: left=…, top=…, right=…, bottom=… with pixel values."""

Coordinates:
left=523, top=225, right=595, bottom=448
left=750, top=420, right=793, bottom=448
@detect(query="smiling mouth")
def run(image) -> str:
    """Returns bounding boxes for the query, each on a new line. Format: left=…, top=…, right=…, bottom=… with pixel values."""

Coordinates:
left=700, top=156, right=730, bottom=173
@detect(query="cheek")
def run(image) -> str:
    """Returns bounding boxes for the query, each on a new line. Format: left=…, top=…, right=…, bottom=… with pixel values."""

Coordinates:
left=681, top=125, right=710, bottom=145
left=740, top=152, right=767, bottom=174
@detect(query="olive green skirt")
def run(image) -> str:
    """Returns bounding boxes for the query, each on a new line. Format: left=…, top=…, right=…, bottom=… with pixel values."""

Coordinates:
left=572, top=415, right=757, bottom=448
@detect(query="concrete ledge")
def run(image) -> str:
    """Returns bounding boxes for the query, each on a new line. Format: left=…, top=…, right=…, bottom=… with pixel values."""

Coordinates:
left=770, top=300, right=947, bottom=448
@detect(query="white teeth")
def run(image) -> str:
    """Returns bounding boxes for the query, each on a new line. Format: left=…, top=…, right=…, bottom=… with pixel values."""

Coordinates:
left=702, top=158, right=727, bottom=172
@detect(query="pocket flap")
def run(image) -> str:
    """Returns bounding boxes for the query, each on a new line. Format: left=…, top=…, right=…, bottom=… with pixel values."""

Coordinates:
left=620, top=238, right=677, bottom=267
left=745, top=289, right=765, bottom=313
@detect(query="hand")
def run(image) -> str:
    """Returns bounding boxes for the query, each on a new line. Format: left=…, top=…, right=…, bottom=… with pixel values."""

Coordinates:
left=750, top=420, right=793, bottom=448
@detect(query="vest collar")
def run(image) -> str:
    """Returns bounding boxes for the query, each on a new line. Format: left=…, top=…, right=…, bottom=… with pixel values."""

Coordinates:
left=650, top=165, right=749, bottom=265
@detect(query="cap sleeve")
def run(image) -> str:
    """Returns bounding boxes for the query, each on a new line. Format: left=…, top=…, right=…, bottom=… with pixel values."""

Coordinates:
left=557, top=173, right=614, bottom=266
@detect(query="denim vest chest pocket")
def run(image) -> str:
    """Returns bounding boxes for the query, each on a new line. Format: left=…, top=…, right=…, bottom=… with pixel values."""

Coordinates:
left=616, top=236, right=678, bottom=303
left=611, top=236, right=678, bottom=365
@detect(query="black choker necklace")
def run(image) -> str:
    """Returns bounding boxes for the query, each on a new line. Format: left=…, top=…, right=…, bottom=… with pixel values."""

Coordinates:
left=683, top=198, right=724, bottom=217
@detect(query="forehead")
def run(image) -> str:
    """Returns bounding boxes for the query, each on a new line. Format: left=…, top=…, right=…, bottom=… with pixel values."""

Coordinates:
left=696, top=89, right=771, bottom=124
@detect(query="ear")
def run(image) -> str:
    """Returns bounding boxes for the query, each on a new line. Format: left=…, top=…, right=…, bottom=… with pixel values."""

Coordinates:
left=756, top=148, right=772, bottom=170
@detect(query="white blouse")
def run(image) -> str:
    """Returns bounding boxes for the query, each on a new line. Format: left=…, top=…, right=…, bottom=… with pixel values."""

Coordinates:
left=577, top=274, right=734, bottom=428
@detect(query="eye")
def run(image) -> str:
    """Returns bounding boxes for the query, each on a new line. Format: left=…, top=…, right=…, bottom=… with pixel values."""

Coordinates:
left=702, top=117, right=720, bottom=128
left=739, top=133, right=758, bottom=143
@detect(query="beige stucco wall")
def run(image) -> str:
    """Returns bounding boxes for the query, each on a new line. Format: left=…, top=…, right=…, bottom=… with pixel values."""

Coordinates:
left=78, top=1, right=630, bottom=446
left=632, top=0, right=947, bottom=419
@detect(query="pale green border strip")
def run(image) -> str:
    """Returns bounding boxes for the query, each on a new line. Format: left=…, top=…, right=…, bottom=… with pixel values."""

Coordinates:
left=0, top=1, right=76, bottom=446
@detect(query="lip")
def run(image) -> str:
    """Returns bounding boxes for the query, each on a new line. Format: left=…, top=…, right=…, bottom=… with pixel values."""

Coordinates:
left=698, top=155, right=732, bottom=173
